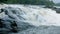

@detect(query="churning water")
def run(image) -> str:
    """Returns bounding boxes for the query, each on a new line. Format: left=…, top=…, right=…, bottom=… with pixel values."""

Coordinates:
left=1, top=4, right=60, bottom=34
left=0, top=4, right=60, bottom=26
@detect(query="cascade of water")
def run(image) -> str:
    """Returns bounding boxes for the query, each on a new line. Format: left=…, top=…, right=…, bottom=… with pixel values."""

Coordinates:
left=0, top=4, right=60, bottom=27
left=1, top=4, right=60, bottom=34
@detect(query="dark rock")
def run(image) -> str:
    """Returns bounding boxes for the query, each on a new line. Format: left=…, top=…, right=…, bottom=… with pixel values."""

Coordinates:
left=4, top=10, right=8, bottom=15
left=10, top=21, right=18, bottom=33
left=55, top=8, right=60, bottom=13
left=0, top=19, right=4, bottom=28
left=44, top=5, right=53, bottom=8
left=0, top=9, right=4, bottom=13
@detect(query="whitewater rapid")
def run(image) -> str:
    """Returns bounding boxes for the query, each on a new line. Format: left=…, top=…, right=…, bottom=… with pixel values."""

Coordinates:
left=0, top=4, right=60, bottom=26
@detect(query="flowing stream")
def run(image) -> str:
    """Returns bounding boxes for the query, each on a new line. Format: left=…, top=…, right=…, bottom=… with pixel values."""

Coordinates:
left=0, top=4, right=60, bottom=34
left=0, top=4, right=60, bottom=26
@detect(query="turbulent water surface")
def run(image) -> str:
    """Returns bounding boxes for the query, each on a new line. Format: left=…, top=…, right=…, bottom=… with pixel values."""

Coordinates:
left=0, top=4, right=60, bottom=34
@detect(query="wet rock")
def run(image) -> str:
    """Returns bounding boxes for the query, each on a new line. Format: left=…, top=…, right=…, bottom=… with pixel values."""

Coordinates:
left=55, top=8, right=60, bottom=13
left=10, top=21, right=18, bottom=33
left=0, top=19, right=4, bottom=28
left=0, top=8, right=4, bottom=13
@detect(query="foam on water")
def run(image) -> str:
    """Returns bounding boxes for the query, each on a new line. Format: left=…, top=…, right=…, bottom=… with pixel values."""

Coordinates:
left=0, top=4, right=60, bottom=26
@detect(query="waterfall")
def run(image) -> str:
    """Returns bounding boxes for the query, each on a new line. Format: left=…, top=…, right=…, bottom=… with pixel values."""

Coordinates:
left=0, top=4, right=60, bottom=27
left=1, top=4, right=60, bottom=34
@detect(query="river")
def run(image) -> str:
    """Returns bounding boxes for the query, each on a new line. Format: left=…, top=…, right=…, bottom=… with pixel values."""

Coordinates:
left=0, top=4, right=60, bottom=34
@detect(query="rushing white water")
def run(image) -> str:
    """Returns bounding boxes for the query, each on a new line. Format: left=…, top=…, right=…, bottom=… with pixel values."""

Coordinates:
left=0, top=4, right=60, bottom=26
